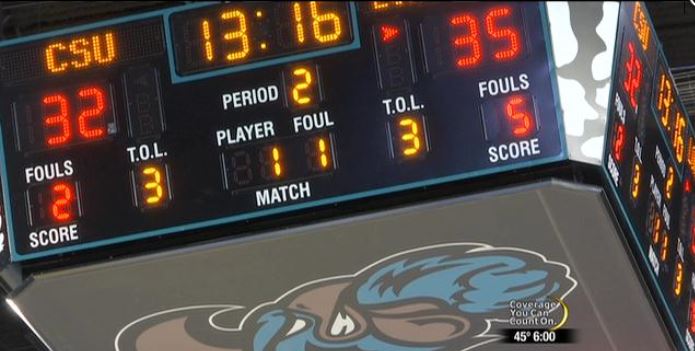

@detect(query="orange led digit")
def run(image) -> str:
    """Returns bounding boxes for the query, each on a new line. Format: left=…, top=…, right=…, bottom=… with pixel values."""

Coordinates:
left=485, top=6, right=521, bottom=61
left=630, top=161, right=641, bottom=199
left=318, top=138, right=329, bottom=168
left=51, top=182, right=74, bottom=222
left=42, top=93, right=71, bottom=146
left=77, top=86, right=107, bottom=139
left=674, top=112, right=686, bottom=164
left=272, top=146, right=283, bottom=177
left=221, top=10, right=250, bottom=62
left=142, top=166, right=165, bottom=205
left=202, top=20, right=214, bottom=61
left=660, top=232, right=669, bottom=262
left=293, top=3, right=305, bottom=43
left=292, top=67, right=313, bottom=105
left=399, top=117, right=421, bottom=156
left=665, top=166, right=675, bottom=201
left=310, top=1, right=343, bottom=43
left=652, top=217, right=662, bottom=245
left=674, top=260, right=684, bottom=297
left=304, top=136, right=333, bottom=172
left=450, top=13, right=482, bottom=68
left=657, top=73, right=673, bottom=130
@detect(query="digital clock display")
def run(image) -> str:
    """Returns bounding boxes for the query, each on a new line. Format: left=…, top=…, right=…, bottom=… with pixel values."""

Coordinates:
left=603, top=2, right=695, bottom=349
left=171, top=2, right=354, bottom=75
left=0, top=1, right=565, bottom=261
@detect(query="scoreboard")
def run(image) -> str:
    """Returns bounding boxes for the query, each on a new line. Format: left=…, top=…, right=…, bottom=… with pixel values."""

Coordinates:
left=603, top=2, right=695, bottom=349
left=0, top=2, right=565, bottom=261
left=4, top=2, right=695, bottom=351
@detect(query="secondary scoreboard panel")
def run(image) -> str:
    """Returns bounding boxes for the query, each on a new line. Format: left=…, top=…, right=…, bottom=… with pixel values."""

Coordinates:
left=604, top=2, right=695, bottom=349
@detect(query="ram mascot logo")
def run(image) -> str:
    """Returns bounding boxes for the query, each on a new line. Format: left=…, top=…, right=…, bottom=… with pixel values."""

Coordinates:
left=116, top=243, right=577, bottom=351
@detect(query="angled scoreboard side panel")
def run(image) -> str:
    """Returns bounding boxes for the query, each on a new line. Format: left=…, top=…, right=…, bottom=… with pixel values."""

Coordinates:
left=603, top=2, right=695, bottom=350
left=547, top=1, right=619, bottom=166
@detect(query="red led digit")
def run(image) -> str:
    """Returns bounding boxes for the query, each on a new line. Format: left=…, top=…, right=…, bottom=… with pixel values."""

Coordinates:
left=622, top=42, right=642, bottom=112
left=485, top=6, right=521, bottom=61
left=612, top=123, right=625, bottom=162
left=51, top=182, right=74, bottom=222
left=450, top=13, right=482, bottom=68
left=380, top=24, right=400, bottom=43
left=505, top=95, right=534, bottom=137
left=690, top=300, right=695, bottom=334
left=42, top=93, right=71, bottom=146
left=77, top=86, right=107, bottom=139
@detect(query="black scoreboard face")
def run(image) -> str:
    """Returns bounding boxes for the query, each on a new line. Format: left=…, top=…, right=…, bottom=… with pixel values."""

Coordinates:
left=0, top=2, right=565, bottom=261
left=604, top=2, right=695, bottom=349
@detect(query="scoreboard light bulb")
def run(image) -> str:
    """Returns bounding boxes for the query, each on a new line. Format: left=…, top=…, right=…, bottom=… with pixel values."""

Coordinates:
left=256, top=10, right=263, bottom=18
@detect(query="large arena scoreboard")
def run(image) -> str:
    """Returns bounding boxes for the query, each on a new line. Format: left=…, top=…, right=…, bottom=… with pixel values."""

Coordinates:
left=3, top=2, right=695, bottom=351
left=0, top=1, right=565, bottom=261
left=604, top=2, right=695, bottom=350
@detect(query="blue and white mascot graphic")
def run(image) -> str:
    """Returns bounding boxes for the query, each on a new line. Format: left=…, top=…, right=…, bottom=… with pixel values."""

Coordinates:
left=116, top=243, right=577, bottom=351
